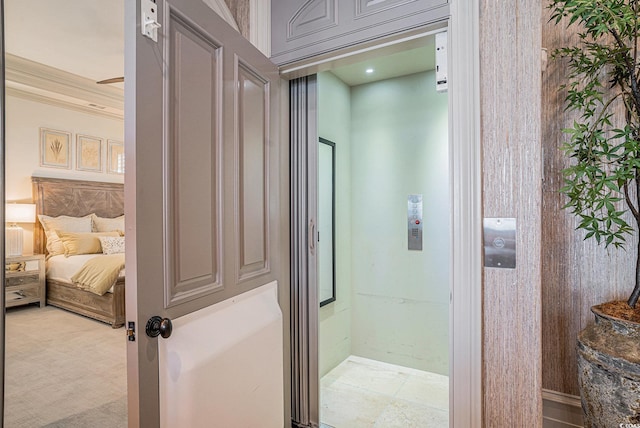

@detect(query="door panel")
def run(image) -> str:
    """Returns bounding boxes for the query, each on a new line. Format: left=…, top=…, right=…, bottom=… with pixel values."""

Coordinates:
left=168, top=15, right=222, bottom=307
left=125, top=1, right=284, bottom=426
left=237, top=62, right=270, bottom=280
left=159, top=282, right=283, bottom=428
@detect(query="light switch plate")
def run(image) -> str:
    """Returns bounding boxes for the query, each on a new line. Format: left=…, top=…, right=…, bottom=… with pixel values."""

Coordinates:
left=483, top=218, right=516, bottom=269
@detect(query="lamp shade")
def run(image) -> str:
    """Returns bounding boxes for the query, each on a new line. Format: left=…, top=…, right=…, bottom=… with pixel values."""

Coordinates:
left=5, top=203, right=36, bottom=224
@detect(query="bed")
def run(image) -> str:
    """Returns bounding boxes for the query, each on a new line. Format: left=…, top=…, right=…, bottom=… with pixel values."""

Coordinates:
left=32, top=176, right=126, bottom=328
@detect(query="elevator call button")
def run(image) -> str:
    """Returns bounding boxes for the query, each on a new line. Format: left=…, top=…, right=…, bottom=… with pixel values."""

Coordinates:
left=407, top=194, right=423, bottom=251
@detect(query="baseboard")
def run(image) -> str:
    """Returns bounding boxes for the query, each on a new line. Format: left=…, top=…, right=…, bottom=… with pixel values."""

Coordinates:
left=542, top=389, right=584, bottom=428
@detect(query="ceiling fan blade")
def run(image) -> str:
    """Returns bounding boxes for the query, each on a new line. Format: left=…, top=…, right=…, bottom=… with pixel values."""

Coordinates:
left=96, top=76, right=124, bottom=84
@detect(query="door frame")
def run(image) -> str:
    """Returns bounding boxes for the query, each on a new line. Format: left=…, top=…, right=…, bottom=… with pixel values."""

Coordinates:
left=282, top=2, right=482, bottom=427
left=0, top=1, right=6, bottom=426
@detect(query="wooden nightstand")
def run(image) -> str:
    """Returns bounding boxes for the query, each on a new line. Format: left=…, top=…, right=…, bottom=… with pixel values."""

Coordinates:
left=5, top=254, right=45, bottom=308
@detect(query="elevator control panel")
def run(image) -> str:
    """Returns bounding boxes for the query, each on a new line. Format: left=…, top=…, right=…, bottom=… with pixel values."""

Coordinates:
left=408, top=194, right=423, bottom=251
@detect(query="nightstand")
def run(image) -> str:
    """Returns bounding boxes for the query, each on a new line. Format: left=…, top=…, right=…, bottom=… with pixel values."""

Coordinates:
left=5, top=254, right=45, bottom=308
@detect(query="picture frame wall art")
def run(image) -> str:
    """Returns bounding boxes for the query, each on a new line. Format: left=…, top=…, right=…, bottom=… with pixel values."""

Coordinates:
left=76, top=134, right=103, bottom=172
left=107, top=140, right=125, bottom=174
left=40, top=128, right=71, bottom=169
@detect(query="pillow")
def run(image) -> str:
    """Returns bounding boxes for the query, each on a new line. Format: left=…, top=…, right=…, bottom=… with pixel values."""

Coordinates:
left=56, top=231, right=120, bottom=257
left=99, top=236, right=125, bottom=255
left=38, top=214, right=93, bottom=256
left=92, top=214, right=125, bottom=233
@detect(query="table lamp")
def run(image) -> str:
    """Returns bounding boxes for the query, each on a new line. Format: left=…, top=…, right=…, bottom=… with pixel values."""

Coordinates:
left=5, top=203, right=36, bottom=257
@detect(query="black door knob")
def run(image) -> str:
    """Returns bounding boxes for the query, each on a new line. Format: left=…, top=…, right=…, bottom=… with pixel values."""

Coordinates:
left=145, top=316, right=173, bottom=339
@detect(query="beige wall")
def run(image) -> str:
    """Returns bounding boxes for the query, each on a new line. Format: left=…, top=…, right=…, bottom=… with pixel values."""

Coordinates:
left=480, top=1, right=542, bottom=426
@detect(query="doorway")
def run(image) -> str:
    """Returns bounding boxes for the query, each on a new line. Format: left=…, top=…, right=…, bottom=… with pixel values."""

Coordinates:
left=316, top=36, right=450, bottom=427
left=3, top=1, right=126, bottom=425
left=287, top=11, right=482, bottom=424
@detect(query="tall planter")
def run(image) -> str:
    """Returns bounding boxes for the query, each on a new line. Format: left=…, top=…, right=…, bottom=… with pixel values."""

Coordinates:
left=578, top=302, right=640, bottom=427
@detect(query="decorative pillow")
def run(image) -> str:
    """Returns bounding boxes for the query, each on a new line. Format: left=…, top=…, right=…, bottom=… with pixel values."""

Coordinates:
left=99, top=236, right=125, bottom=255
left=92, top=214, right=125, bottom=233
left=38, top=214, right=93, bottom=256
left=56, top=231, right=120, bottom=257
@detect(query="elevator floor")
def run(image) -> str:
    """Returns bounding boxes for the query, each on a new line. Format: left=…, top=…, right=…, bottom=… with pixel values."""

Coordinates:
left=320, top=355, right=448, bottom=428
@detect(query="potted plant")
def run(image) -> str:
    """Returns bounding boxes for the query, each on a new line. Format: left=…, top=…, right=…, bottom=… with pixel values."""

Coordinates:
left=549, top=1, right=640, bottom=426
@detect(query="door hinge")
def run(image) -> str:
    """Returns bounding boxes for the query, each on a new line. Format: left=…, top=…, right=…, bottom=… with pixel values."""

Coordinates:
left=141, top=0, right=161, bottom=42
left=127, top=321, right=136, bottom=341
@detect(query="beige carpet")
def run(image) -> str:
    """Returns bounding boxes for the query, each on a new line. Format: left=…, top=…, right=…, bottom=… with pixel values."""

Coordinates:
left=4, top=305, right=127, bottom=427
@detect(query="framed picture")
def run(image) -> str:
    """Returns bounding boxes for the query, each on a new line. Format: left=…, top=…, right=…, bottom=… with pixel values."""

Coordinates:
left=76, top=134, right=103, bottom=172
left=107, top=140, right=125, bottom=174
left=40, top=128, right=71, bottom=169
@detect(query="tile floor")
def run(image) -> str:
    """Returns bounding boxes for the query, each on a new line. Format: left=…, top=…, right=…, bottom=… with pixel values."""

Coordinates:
left=320, top=356, right=449, bottom=428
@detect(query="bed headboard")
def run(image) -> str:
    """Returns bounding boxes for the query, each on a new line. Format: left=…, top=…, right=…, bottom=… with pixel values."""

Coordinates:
left=32, top=177, right=125, bottom=255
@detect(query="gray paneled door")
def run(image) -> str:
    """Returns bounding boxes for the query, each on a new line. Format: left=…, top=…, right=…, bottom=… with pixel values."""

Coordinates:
left=124, top=1, right=284, bottom=426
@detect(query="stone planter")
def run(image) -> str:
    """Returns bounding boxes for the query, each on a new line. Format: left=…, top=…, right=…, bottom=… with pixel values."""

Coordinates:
left=577, top=303, right=640, bottom=427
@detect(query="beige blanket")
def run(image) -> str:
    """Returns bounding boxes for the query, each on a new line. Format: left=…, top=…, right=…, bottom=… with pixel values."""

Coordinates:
left=70, top=254, right=125, bottom=295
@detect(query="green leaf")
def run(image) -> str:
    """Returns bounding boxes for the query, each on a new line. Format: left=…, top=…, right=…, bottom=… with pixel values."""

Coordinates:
left=551, top=0, right=640, bottom=273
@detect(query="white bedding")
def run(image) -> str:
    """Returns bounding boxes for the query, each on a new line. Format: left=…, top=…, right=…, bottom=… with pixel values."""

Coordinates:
left=47, top=254, right=125, bottom=293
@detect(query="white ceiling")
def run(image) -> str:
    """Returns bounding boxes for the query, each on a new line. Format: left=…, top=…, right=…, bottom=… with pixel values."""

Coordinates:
left=4, top=1, right=435, bottom=91
left=5, top=0, right=125, bottom=84
left=330, top=36, right=436, bottom=87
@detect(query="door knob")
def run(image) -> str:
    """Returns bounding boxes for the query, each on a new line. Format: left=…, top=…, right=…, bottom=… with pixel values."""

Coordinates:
left=145, top=316, right=173, bottom=339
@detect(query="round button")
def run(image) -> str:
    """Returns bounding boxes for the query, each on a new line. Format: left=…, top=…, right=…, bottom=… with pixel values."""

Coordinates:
left=415, top=220, right=420, bottom=225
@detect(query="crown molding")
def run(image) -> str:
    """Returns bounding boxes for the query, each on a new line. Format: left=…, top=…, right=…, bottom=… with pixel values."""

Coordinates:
left=6, top=86, right=123, bottom=120
left=5, top=53, right=124, bottom=119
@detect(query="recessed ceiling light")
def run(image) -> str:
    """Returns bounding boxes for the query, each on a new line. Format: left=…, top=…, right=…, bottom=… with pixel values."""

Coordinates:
left=365, top=68, right=374, bottom=74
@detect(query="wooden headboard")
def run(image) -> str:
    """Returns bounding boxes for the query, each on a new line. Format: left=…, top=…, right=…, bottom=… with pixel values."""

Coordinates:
left=32, top=177, right=125, bottom=254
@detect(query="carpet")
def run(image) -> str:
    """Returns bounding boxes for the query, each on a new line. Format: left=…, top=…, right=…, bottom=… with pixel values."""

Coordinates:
left=4, top=305, right=127, bottom=427
left=42, top=397, right=126, bottom=428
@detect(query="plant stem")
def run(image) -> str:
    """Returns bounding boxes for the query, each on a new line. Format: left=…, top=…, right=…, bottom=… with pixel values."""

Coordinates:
left=629, top=234, right=640, bottom=308
left=624, top=182, right=640, bottom=223
left=631, top=173, right=640, bottom=308
left=610, top=27, right=640, bottom=113
left=631, top=106, right=640, bottom=308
